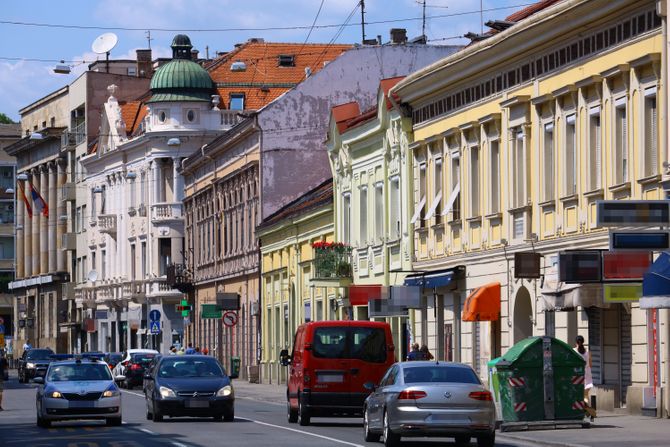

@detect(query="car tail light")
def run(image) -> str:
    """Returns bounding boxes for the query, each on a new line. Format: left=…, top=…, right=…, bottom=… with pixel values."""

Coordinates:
left=469, top=391, right=493, bottom=401
left=130, top=363, right=142, bottom=371
left=397, top=390, right=427, bottom=400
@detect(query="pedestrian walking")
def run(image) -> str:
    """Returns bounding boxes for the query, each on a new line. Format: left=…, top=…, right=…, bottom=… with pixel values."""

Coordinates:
left=0, top=351, right=8, bottom=411
left=202, top=347, right=209, bottom=355
left=185, top=343, right=196, bottom=355
left=195, top=347, right=201, bottom=355
left=169, top=345, right=177, bottom=355
left=406, top=343, right=424, bottom=361
left=575, top=335, right=596, bottom=419
left=22, top=339, right=32, bottom=351
left=420, top=344, right=434, bottom=361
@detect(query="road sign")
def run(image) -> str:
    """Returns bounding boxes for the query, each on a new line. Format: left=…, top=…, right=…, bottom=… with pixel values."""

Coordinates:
left=201, top=304, right=222, bottom=319
left=597, top=200, right=670, bottom=227
left=149, top=320, right=161, bottom=334
left=149, top=310, right=161, bottom=322
left=610, top=231, right=670, bottom=251
left=222, top=311, right=238, bottom=327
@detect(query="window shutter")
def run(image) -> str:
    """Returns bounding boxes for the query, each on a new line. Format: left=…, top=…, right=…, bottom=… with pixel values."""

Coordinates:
left=622, top=108, right=628, bottom=181
left=651, top=100, right=658, bottom=174
left=595, top=118, right=602, bottom=189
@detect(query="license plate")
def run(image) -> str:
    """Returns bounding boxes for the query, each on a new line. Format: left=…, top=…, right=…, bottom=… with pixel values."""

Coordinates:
left=317, top=374, right=344, bottom=383
left=185, top=400, right=209, bottom=408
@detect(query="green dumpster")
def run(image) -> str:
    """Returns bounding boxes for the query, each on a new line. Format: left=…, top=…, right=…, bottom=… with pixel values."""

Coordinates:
left=230, top=356, right=240, bottom=379
left=492, top=336, right=585, bottom=424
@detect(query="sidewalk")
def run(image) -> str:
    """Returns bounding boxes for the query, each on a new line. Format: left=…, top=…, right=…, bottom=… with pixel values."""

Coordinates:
left=232, top=380, right=670, bottom=447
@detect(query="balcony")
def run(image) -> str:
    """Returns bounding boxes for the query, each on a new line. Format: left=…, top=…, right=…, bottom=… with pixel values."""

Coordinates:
left=98, top=214, right=117, bottom=235
left=61, top=182, right=76, bottom=202
left=221, top=109, right=243, bottom=128
left=167, top=263, right=193, bottom=293
left=310, top=243, right=353, bottom=288
left=151, top=203, right=183, bottom=223
left=146, top=278, right=183, bottom=299
left=122, top=280, right=146, bottom=300
left=61, top=122, right=86, bottom=151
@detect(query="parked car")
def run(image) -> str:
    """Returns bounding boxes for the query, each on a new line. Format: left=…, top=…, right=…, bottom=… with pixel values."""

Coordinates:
left=111, top=349, right=159, bottom=385
left=144, top=355, right=234, bottom=422
left=34, top=356, right=125, bottom=427
left=18, top=348, right=54, bottom=383
left=280, top=321, right=395, bottom=426
left=104, top=352, right=123, bottom=370
left=363, top=361, right=496, bottom=447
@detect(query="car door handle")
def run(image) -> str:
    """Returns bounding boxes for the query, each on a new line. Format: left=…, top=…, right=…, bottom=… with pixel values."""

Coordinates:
left=350, top=368, right=359, bottom=375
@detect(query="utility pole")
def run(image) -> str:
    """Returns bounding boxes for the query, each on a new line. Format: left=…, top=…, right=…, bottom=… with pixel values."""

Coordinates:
left=145, top=30, right=153, bottom=49
left=480, top=0, right=484, bottom=34
left=360, top=0, right=366, bottom=44
left=421, top=0, right=427, bottom=41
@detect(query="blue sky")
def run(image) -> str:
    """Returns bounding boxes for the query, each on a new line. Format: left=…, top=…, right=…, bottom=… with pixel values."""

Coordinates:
left=0, top=0, right=525, bottom=121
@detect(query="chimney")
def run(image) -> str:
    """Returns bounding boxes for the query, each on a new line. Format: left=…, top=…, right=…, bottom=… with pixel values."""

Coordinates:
left=390, top=28, right=407, bottom=45
left=191, top=49, right=199, bottom=61
left=136, top=49, right=152, bottom=78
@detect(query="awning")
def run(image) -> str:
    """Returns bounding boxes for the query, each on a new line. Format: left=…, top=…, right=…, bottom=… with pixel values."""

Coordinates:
left=462, top=282, right=500, bottom=321
left=404, top=269, right=456, bottom=289
left=641, top=252, right=670, bottom=309
left=541, top=283, right=605, bottom=310
left=349, top=285, right=383, bottom=306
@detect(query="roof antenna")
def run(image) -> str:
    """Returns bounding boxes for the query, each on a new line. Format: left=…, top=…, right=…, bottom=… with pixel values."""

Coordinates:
left=146, top=30, right=153, bottom=49
left=360, top=0, right=366, bottom=44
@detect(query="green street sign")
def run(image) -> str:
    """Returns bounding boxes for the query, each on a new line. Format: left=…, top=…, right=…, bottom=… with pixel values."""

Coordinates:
left=201, top=304, right=222, bottom=319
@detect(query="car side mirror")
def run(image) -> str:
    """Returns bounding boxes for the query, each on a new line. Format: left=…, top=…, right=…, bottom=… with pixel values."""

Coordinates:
left=279, top=349, right=291, bottom=367
left=114, top=375, right=126, bottom=382
left=33, top=377, right=44, bottom=384
left=363, top=381, right=377, bottom=391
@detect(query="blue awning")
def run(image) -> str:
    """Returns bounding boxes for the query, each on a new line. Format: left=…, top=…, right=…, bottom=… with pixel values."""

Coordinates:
left=641, top=252, right=670, bottom=309
left=404, top=269, right=457, bottom=289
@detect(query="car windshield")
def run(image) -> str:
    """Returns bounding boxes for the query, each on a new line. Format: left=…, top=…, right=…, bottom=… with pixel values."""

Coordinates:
left=158, top=358, right=224, bottom=378
left=47, top=364, right=113, bottom=382
left=106, top=354, right=123, bottom=363
left=312, top=326, right=386, bottom=363
left=26, top=349, right=53, bottom=360
left=131, top=353, right=157, bottom=364
left=403, top=366, right=481, bottom=384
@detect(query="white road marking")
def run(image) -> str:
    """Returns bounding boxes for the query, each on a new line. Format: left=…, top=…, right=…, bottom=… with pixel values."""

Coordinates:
left=140, top=428, right=155, bottom=435
left=172, top=443, right=189, bottom=447
left=238, top=418, right=365, bottom=447
left=236, top=396, right=284, bottom=406
left=122, top=390, right=145, bottom=398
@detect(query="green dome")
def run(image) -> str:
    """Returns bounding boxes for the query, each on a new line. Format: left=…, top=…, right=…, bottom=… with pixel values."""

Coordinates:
left=147, top=34, right=214, bottom=103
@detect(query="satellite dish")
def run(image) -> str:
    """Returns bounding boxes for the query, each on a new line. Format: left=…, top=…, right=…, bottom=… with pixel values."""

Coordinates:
left=92, top=33, right=118, bottom=55
left=87, top=270, right=99, bottom=282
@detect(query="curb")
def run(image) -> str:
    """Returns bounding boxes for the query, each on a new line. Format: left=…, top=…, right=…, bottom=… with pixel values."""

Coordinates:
left=497, top=432, right=591, bottom=447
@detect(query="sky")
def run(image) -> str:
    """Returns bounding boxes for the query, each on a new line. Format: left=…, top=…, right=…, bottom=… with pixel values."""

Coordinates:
left=0, top=0, right=526, bottom=121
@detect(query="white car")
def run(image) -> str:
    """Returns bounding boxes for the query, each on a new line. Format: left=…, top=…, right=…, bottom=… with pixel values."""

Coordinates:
left=111, top=349, right=159, bottom=387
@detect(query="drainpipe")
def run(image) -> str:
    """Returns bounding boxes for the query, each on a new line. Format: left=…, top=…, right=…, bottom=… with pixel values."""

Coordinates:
left=663, top=0, right=670, bottom=419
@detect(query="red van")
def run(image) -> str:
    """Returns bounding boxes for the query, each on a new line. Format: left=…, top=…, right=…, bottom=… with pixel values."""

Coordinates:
left=280, top=320, right=395, bottom=426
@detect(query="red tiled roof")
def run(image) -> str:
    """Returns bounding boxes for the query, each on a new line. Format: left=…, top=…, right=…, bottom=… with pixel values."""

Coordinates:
left=505, top=0, right=563, bottom=22
left=207, top=41, right=352, bottom=110
left=337, top=77, right=405, bottom=132
left=120, top=100, right=145, bottom=136
left=331, top=102, right=361, bottom=133
left=259, top=178, right=333, bottom=228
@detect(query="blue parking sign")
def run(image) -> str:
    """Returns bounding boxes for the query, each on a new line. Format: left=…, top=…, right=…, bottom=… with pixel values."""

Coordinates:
left=150, top=320, right=161, bottom=334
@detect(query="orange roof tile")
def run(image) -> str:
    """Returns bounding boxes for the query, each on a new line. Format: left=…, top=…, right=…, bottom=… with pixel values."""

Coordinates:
left=331, top=102, right=361, bottom=133
left=505, top=0, right=563, bottom=22
left=207, top=41, right=352, bottom=109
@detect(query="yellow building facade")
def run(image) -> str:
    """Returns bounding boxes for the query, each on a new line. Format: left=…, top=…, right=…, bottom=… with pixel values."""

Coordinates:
left=393, top=0, right=666, bottom=415
left=257, top=180, right=341, bottom=384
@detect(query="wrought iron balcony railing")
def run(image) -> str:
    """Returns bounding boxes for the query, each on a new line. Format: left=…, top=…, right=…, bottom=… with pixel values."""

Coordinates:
left=312, top=244, right=353, bottom=280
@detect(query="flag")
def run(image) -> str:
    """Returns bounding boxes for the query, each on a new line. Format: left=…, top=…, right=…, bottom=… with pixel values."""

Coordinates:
left=18, top=181, right=32, bottom=218
left=29, top=181, right=48, bottom=218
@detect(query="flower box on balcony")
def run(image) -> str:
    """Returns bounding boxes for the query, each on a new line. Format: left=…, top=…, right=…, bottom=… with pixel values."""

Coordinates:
left=312, top=242, right=353, bottom=286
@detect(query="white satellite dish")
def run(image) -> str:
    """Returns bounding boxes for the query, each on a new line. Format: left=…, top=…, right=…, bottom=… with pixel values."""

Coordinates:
left=92, top=33, right=118, bottom=54
left=87, top=270, right=99, bottom=282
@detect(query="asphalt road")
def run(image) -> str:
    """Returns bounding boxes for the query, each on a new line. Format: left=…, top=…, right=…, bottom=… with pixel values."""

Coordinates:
left=0, top=373, right=531, bottom=447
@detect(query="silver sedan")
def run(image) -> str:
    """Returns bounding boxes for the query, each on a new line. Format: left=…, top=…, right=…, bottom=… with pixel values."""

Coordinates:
left=363, top=361, right=496, bottom=447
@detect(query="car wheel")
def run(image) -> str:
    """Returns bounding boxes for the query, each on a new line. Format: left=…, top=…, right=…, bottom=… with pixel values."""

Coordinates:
left=36, top=412, right=50, bottom=428
left=213, top=414, right=223, bottom=422
left=106, top=417, right=122, bottom=427
left=477, top=432, right=495, bottom=447
left=383, top=410, right=401, bottom=447
left=297, top=398, right=310, bottom=426
left=287, top=400, right=298, bottom=423
left=364, top=407, right=381, bottom=442
left=146, top=409, right=152, bottom=420
left=151, top=401, right=163, bottom=422
left=455, top=435, right=471, bottom=445
left=223, top=409, right=234, bottom=422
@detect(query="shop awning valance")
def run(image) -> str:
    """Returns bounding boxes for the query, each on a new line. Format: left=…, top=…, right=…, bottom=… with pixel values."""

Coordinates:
left=541, top=283, right=605, bottom=311
left=404, top=270, right=456, bottom=289
left=462, top=282, right=501, bottom=321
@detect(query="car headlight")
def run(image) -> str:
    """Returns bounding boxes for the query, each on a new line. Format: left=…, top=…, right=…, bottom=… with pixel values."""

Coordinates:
left=216, top=385, right=233, bottom=397
left=50, top=391, right=63, bottom=398
left=103, top=386, right=120, bottom=398
left=159, top=386, right=176, bottom=398
left=26, top=362, right=36, bottom=369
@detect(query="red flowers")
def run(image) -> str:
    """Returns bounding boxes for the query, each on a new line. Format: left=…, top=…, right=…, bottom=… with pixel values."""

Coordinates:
left=311, top=241, right=349, bottom=250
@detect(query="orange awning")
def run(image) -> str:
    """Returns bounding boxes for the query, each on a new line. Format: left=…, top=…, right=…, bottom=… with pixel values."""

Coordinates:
left=462, top=282, right=501, bottom=321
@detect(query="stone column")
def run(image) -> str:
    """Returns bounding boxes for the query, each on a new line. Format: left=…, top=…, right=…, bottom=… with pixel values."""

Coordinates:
left=172, top=157, right=184, bottom=202
left=48, top=162, right=57, bottom=273
left=31, top=168, right=40, bottom=275
left=23, top=178, right=31, bottom=278
left=15, top=176, right=24, bottom=278
left=40, top=165, right=48, bottom=274
left=151, top=159, right=161, bottom=205
left=56, top=159, right=67, bottom=272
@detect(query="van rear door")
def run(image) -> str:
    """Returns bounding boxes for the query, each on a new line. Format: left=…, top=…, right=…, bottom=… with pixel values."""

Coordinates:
left=310, top=324, right=350, bottom=408
left=348, top=324, right=391, bottom=408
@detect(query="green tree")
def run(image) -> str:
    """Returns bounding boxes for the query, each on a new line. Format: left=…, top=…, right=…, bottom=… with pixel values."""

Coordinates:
left=0, top=113, right=16, bottom=124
